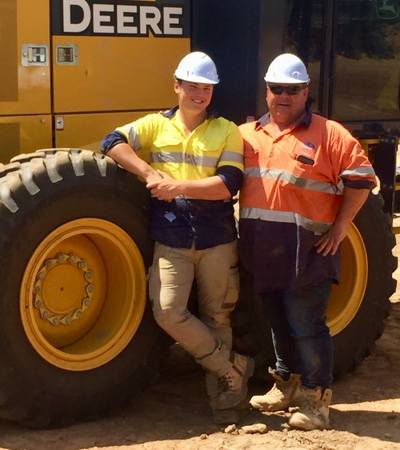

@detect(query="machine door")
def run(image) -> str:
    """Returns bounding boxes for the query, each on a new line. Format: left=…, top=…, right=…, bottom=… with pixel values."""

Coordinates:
left=51, top=0, right=191, bottom=149
left=0, top=0, right=52, bottom=159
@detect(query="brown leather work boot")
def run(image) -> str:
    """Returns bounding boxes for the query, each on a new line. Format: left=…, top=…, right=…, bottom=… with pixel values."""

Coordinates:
left=288, top=386, right=332, bottom=430
left=250, top=368, right=301, bottom=412
left=214, top=353, right=255, bottom=410
left=206, top=372, right=239, bottom=425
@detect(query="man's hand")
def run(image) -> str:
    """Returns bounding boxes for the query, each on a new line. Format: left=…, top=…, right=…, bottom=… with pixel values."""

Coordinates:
left=156, top=170, right=173, bottom=180
left=147, top=174, right=232, bottom=201
left=146, top=178, right=184, bottom=201
left=144, top=169, right=172, bottom=185
left=315, top=221, right=349, bottom=256
left=315, top=187, right=370, bottom=256
left=144, top=172, right=163, bottom=184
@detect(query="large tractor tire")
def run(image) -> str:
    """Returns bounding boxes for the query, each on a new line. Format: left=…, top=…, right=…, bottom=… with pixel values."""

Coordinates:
left=0, top=149, right=167, bottom=427
left=233, top=192, right=397, bottom=379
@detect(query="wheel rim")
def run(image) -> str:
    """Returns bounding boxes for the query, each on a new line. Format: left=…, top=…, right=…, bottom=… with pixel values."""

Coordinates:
left=20, top=218, right=146, bottom=371
left=328, top=223, right=368, bottom=336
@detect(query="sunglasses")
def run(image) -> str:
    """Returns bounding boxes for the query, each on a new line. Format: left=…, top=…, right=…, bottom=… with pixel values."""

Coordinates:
left=267, top=84, right=307, bottom=95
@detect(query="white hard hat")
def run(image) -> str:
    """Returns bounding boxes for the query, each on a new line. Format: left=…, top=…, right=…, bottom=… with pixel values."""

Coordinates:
left=264, top=53, right=310, bottom=84
left=174, top=51, right=220, bottom=84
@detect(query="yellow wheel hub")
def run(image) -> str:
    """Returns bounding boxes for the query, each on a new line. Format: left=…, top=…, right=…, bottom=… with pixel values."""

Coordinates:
left=20, top=218, right=147, bottom=371
left=328, top=223, right=368, bottom=336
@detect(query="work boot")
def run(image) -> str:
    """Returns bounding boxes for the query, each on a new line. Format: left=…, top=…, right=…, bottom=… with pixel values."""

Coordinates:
left=250, top=368, right=301, bottom=412
left=215, top=353, right=255, bottom=410
left=206, top=372, right=239, bottom=425
left=288, top=386, right=332, bottom=430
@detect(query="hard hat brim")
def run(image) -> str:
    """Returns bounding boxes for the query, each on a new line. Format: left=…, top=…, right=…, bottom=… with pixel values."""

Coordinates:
left=174, top=73, right=219, bottom=85
left=264, top=75, right=310, bottom=84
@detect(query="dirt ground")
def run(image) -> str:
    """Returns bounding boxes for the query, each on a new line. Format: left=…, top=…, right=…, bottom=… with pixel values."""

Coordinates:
left=1, top=250, right=400, bottom=450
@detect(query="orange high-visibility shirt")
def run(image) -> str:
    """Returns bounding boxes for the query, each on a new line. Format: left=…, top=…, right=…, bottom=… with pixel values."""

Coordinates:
left=238, top=111, right=375, bottom=292
left=240, top=112, right=375, bottom=234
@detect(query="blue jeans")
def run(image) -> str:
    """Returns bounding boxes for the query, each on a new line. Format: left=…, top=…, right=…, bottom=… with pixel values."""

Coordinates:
left=262, top=280, right=333, bottom=388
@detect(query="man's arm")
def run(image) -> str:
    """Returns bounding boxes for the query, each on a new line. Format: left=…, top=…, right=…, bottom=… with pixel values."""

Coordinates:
left=146, top=175, right=231, bottom=201
left=315, top=187, right=370, bottom=256
left=147, top=165, right=243, bottom=201
left=107, top=143, right=162, bottom=184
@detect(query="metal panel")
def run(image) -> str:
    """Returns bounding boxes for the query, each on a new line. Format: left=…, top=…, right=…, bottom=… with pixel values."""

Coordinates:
left=0, top=0, right=51, bottom=116
left=54, top=111, right=159, bottom=150
left=0, top=1, right=18, bottom=102
left=51, top=0, right=191, bottom=113
left=52, top=35, right=190, bottom=113
left=0, top=116, right=52, bottom=162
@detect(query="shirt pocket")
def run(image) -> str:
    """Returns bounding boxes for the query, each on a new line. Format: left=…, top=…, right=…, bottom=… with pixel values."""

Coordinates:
left=151, top=136, right=182, bottom=163
left=152, top=136, right=181, bottom=150
left=289, top=143, right=317, bottom=178
left=192, top=131, right=223, bottom=153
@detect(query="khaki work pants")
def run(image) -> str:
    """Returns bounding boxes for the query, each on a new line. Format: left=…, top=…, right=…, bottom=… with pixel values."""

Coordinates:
left=149, top=241, right=239, bottom=376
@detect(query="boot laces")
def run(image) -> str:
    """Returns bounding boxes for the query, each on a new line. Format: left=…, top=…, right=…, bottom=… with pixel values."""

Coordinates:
left=269, top=383, right=283, bottom=397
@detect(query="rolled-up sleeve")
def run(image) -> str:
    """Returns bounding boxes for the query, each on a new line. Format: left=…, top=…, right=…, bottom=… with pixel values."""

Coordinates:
left=216, top=166, right=243, bottom=196
left=217, top=122, right=244, bottom=172
left=331, top=124, right=377, bottom=190
left=101, top=131, right=128, bottom=154
left=215, top=121, right=244, bottom=195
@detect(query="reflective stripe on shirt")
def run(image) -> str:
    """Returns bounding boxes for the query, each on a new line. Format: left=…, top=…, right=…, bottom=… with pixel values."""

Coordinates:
left=244, top=167, right=341, bottom=195
left=219, top=150, right=244, bottom=164
left=128, top=126, right=141, bottom=151
left=151, top=151, right=218, bottom=168
left=340, top=166, right=376, bottom=178
left=240, top=207, right=331, bottom=234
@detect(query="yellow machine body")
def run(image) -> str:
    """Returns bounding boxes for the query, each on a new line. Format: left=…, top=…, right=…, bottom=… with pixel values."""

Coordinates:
left=0, top=0, right=190, bottom=158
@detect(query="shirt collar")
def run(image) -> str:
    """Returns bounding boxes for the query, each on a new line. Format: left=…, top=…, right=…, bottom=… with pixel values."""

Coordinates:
left=161, top=106, right=219, bottom=120
left=162, top=106, right=179, bottom=119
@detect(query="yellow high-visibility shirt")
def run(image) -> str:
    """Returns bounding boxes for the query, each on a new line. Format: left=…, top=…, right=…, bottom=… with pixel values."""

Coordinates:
left=116, top=108, right=243, bottom=181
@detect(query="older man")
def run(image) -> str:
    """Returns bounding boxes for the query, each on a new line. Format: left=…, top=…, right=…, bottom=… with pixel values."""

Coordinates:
left=239, top=53, right=376, bottom=430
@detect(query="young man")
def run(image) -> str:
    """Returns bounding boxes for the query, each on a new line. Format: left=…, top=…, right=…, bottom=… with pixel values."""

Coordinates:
left=101, top=52, right=254, bottom=424
left=239, top=53, right=376, bottom=430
